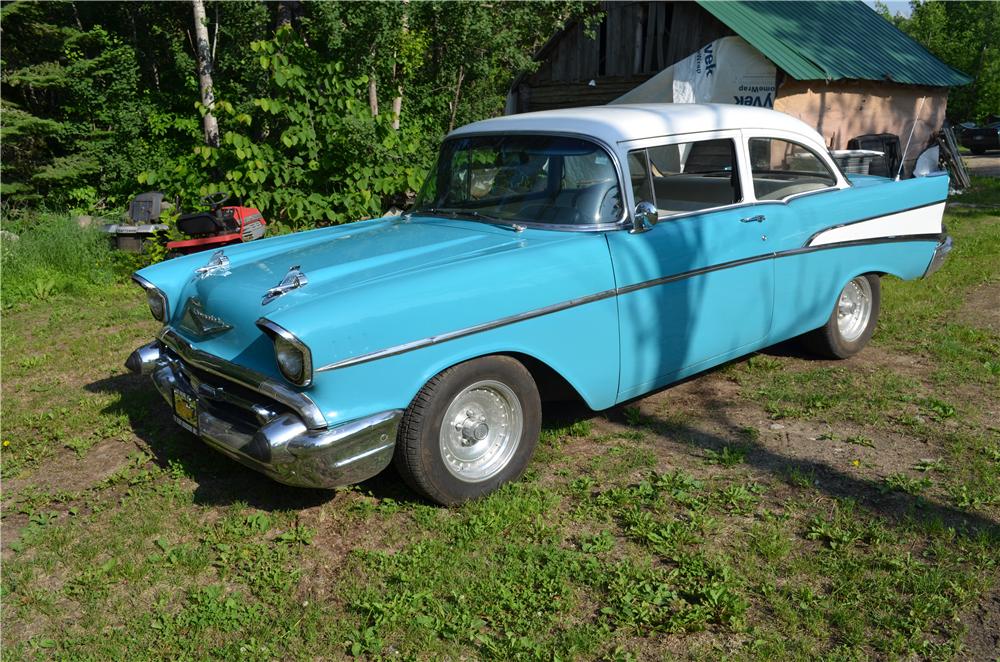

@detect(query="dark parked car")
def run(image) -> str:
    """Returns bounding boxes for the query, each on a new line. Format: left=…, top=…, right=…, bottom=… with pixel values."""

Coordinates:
left=961, top=121, right=1000, bottom=155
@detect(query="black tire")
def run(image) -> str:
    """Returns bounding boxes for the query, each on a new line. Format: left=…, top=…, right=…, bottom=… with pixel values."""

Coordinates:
left=970, top=147, right=986, bottom=155
left=803, top=274, right=881, bottom=359
left=394, top=355, right=541, bottom=505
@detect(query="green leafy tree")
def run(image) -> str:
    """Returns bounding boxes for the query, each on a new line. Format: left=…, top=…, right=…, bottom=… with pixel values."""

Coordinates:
left=1, top=0, right=591, bottom=232
left=879, top=1, right=1000, bottom=122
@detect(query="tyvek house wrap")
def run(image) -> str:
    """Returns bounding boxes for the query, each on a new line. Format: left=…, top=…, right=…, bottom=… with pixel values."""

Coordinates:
left=612, top=36, right=777, bottom=109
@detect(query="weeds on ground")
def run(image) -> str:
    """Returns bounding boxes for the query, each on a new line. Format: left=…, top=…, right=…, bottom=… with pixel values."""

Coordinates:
left=1, top=212, right=136, bottom=308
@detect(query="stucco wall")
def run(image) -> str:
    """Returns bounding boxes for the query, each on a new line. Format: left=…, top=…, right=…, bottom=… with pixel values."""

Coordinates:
left=774, top=79, right=948, bottom=176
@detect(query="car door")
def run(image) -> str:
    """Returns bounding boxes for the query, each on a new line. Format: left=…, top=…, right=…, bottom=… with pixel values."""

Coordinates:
left=607, top=130, right=774, bottom=401
left=738, top=130, right=945, bottom=342
left=737, top=131, right=859, bottom=342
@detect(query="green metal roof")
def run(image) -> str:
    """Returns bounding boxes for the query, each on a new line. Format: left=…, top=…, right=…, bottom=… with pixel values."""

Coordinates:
left=697, top=1, right=971, bottom=87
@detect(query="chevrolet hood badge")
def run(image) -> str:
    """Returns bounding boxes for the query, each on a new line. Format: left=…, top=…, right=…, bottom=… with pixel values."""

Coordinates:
left=178, top=297, right=233, bottom=337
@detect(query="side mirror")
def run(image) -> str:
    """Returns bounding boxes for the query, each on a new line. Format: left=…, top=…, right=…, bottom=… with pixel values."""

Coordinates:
left=630, top=201, right=658, bottom=234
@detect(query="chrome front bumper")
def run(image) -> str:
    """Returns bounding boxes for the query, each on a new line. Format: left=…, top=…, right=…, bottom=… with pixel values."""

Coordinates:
left=127, top=341, right=401, bottom=489
left=923, top=233, right=953, bottom=278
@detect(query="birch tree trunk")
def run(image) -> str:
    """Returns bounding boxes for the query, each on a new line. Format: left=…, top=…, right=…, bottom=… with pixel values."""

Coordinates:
left=192, top=0, right=219, bottom=147
left=390, top=0, right=408, bottom=130
left=368, top=75, right=379, bottom=117
left=447, top=64, right=465, bottom=132
left=391, top=73, right=402, bottom=130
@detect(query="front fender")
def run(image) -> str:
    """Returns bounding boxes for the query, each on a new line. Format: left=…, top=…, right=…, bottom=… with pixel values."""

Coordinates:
left=305, top=291, right=620, bottom=426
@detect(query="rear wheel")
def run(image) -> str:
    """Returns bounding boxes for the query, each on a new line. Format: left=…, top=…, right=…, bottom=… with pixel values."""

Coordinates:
left=394, top=356, right=541, bottom=505
left=803, top=274, right=881, bottom=359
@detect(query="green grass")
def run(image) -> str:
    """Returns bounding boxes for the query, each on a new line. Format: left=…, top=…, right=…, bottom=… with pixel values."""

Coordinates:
left=2, top=192, right=999, bottom=659
left=955, top=175, right=1000, bottom=207
left=0, top=212, right=137, bottom=308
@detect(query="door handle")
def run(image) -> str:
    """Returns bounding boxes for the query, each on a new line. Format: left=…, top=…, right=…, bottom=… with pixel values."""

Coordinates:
left=740, top=214, right=766, bottom=223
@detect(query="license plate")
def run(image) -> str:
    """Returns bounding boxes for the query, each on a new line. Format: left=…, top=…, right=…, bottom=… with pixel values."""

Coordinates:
left=173, top=390, right=199, bottom=434
left=973, top=135, right=984, bottom=141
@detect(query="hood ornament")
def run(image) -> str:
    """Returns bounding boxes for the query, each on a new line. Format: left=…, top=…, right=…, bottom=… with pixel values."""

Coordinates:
left=262, top=265, right=308, bottom=305
left=195, top=249, right=230, bottom=279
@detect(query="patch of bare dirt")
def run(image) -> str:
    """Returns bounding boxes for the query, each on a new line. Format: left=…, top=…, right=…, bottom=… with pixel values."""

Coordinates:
left=637, top=371, right=938, bottom=486
left=4, top=437, right=138, bottom=499
left=1, top=438, right=140, bottom=558
left=956, top=283, right=1000, bottom=334
left=963, top=153, right=1000, bottom=178
left=963, top=583, right=1000, bottom=661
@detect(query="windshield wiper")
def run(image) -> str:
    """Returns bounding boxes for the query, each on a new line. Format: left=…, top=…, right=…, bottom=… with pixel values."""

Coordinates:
left=407, top=207, right=525, bottom=232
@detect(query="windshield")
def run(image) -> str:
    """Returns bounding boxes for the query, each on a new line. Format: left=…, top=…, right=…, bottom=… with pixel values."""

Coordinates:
left=411, top=134, right=623, bottom=226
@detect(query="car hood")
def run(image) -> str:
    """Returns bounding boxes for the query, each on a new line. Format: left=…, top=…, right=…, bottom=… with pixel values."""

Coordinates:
left=190, top=216, right=531, bottom=301
left=139, top=216, right=597, bottom=377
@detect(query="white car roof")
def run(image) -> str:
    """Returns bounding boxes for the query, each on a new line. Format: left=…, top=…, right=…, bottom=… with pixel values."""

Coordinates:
left=449, top=103, right=823, bottom=146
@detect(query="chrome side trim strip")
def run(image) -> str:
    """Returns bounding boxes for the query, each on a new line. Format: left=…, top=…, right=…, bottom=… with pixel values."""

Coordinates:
left=314, top=233, right=944, bottom=374
left=616, top=252, right=771, bottom=295
left=782, top=233, right=944, bottom=259
left=315, top=288, right=618, bottom=373
left=157, top=327, right=326, bottom=429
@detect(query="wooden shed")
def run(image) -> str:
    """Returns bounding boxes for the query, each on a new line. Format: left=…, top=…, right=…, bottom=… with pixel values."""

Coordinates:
left=507, top=1, right=970, bottom=173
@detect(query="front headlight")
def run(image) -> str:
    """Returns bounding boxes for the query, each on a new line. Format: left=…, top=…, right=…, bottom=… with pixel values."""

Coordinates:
left=275, top=336, right=305, bottom=383
left=146, top=288, right=167, bottom=322
left=258, top=320, right=313, bottom=387
left=133, top=275, right=169, bottom=323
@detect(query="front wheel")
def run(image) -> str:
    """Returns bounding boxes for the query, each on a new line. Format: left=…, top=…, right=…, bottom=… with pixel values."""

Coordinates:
left=393, top=356, right=541, bottom=505
left=803, top=274, right=881, bottom=359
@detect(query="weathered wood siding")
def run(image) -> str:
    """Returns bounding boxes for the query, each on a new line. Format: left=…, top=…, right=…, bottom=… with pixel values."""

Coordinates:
left=513, top=1, right=733, bottom=112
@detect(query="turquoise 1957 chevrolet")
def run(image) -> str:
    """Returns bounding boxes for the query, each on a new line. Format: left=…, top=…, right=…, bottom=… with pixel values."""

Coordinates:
left=127, top=104, right=952, bottom=505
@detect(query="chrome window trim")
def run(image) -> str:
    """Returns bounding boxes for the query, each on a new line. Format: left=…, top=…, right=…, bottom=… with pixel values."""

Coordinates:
left=256, top=318, right=314, bottom=387
left=157, top=327, right=326, bottom=429
left=749, top=184, right=844, bottom=206
left=430, top=130, right=631, bottom=231
left=314, top=233, right=942, bottom=374
left=651, top=200, right=755, bottom=224
left=132, top=273, right=169, bottom=322
left=617, top=126, right=770, bottom=148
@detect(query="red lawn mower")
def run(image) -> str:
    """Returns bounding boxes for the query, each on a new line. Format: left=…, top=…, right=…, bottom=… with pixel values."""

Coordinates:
left=167, top=191, right=267, bottom=255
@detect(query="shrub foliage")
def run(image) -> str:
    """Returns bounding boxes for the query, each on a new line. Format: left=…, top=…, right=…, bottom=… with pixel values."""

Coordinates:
left=0, top=1, right=588, bottom=231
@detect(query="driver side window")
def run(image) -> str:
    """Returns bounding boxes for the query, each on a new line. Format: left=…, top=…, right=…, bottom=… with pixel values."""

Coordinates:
left=628, top=138, right=741, bottom=218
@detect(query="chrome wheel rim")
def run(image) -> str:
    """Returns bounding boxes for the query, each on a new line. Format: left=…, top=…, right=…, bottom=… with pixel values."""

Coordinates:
left=439, top=380, right=523, bottom=483
left=837, top=277, right=872, bottom=342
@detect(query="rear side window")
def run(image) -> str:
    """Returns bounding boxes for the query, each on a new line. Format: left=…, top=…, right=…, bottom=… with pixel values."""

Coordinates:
left=748, top=137, right=837, bottom=200
left=628, top=138, right=741, bottom=218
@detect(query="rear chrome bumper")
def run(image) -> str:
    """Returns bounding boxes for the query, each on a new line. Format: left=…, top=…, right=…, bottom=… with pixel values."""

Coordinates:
left=126, top=341, right=400, bottom=489
left=923, top=233, right=953, bottom=278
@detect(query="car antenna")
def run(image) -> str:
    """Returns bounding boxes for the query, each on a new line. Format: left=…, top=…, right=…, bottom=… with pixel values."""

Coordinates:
left=896, top=96, right=926, bottom=181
